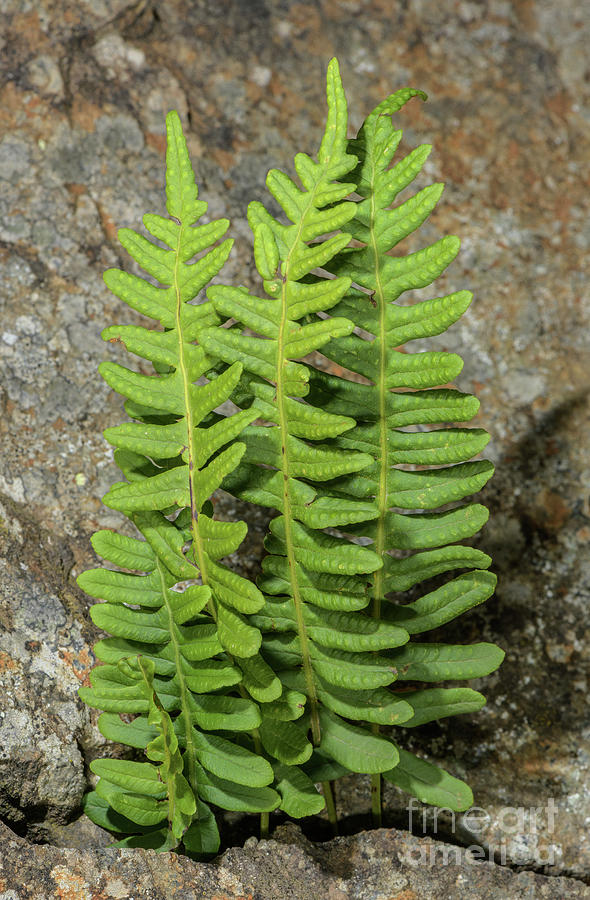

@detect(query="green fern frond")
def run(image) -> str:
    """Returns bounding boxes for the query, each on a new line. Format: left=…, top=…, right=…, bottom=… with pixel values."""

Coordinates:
left=199, top=59, right=407, bottom=780
left=79, top=61, right=503, bottom=847
left=314, top=89, right=504, bottom=815
left=86, top=657, right=197, bottom=851
left=78, top=111, right=281, bottom=851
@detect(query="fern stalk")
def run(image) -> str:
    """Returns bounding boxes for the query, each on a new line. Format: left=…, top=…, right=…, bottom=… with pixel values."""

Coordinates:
left=156, top=556, right=199, bottom=800
left=366, top=90, right=429, bottom=828
left=167, top=123, right=218, bottom=807
left=273, top=156, right=339, bottom=747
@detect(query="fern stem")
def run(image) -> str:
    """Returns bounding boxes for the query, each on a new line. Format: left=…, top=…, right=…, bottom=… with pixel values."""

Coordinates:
left=250, top=728, right=270, bottom=839
left=276, top=269, right=321, bottom=744
left=371, top=773, right=383, bottom=828
left=370, top=155, right=388, bottom=828
left=171, top=222, right=216, bottom=813
left=155, top=558, right=199, bottom=803
left=322, top=781, right=338, bottom=834
left=371, top=154, right=389, bottom=622
left=271, top=154, right=344, bottom=747
left=173, top=225, right=211, bottom=593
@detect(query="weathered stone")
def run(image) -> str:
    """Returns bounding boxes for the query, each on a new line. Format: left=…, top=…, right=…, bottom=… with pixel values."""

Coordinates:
left=0, top=497, right=107, bottom=833
left=0, top=820, right=588, bottom=899
left=0, top=0, right=588, bottom=890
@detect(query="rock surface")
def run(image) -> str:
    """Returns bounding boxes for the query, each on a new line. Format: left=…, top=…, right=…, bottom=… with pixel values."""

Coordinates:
left=0, top=495, right=107, bottom=839
left=0, top=0, right=589, bottom=894
left=0, top=820, right=588, bottom=900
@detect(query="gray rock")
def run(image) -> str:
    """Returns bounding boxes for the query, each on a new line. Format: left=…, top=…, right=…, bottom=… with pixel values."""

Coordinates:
left=0, top=137, right=31, bottom=182
left=0, top=819, right=588, bottom=900
left=0, top=497, right=103, bottom=833
left=0, top=0, right=589, bottom=889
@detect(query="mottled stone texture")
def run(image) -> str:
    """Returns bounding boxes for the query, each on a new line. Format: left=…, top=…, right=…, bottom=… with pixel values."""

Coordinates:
left=0, top=820, right=588, bottom=900
left=0, top=0, right=589, bottom=894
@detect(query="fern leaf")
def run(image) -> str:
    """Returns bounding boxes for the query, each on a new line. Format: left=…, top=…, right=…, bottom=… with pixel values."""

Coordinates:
left=85, top=658, right=198, bottom=850
left=318, top=708, right=398, bottom=774
left=383, top=747, right=474, bottom=811
left=399, top=687, right=486, bottom=727
left=390, top=641, right=506, bottom=681
left=200, top=60, right=413, bottom=770
left=315, top=88, right=503, bottom=813
left=79, top=111, right=280, bottom=852
left=273, top=764, right=326, bottom=818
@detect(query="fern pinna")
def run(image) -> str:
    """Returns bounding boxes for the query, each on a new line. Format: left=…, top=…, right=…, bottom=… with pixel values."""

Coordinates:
left=312, top=89, right=504, bottom=818
left=78, top=112, right=282, bottom=854
left=199, top=60, right=415, bottom=816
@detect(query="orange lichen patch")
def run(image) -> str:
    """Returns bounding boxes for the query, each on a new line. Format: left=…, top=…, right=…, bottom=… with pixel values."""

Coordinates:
left=66, top=183, right=87, bottom=198
left=507, top=139, right=520, bottom=165
left=50, top=866, right=92, bottom=900
left=544, top=640, right=575, bottom=665
left=62, top=7, right=88, bottom=27
left=268, top=75, right=307, bottom=129
left=210, top=148, right=236, bottom=172
left=0, top=86, right=61, bottom=139
left=389, top=891, right=418, bottom=900
left=0, top=83, right=28, bottom=132
left=530, top=488, right=571, bottom=534
left=58, top=647, right=94, bottom=683
left=96, top=203, right=118, bottom=242
left=546, top=90, right=572, bottom=121
left=439, top=126, right=486, bottom=186
left=553, top=195, right=572, bottom=228
left=6, top=10, right=47, bottom=52
left=24, top=91, right=52, bottom=116
left=244, top=79, right=266, bottom=105
left=146, top=131, right=167, bottom=155
left=520, top=751, right=566, bottom=778
left=287, top=3, right=333, bottom=56
left=71, top=97, right=104, bottom=133
left=502, top=736, right=573, bottom=782
left=0, top=651, right=18, bottom=672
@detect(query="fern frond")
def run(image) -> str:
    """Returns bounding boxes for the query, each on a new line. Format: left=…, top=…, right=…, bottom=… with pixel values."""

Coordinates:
left=79, top=62, right=503, bottom=844
left=79, top=510, right=278, bottom=848
left=79, top=112, right=281, bottom=851
left=85, top=657, right=197, bottom=851
left=199, top=59, right=407, bottom=780
left=316, top=89, right=504, bottom=813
